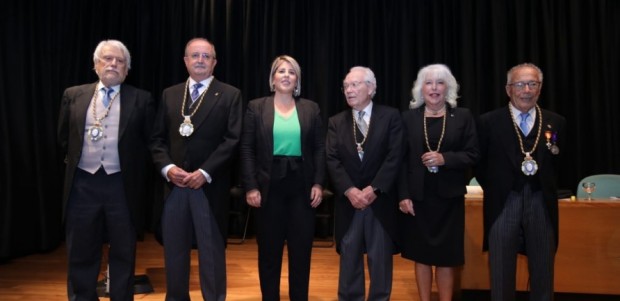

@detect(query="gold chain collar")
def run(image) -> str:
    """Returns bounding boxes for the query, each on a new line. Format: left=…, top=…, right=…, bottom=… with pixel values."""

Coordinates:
left=509, top=104, right=543, bottom=156
left=91, top=86, right=119, bottom=123
left=180, top=79, right=210, bottom=118
left=423, top=109, right=446, bottom=152
left=352, top=111, right=369, bottom=147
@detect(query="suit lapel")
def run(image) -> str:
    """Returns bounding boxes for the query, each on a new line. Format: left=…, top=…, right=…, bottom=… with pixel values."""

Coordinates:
left=358, top=107, right=379, bottom=164
left=262, top=97, right=275, bottom=154
left=118, top=84, right=135, bottom=139
left=499, top=107, right=523, bottom=170
left=73, top=84, right=97, bottom=143
left=340, top=111, right=361, bottom=164
left=534, top=110, right=556, bottom=166
left=191, top=79, right=222, bottom=130
left=296, top=100, right=316, bottom=149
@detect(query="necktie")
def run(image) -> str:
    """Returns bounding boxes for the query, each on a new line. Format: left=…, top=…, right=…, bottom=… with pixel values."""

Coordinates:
left=357, top=111, right=368, bottom=137
left=102, top=87, right=114, bottom=107
left=519, top=112, right=530, bottom=135
left=191, top=83, right=203, bottom=101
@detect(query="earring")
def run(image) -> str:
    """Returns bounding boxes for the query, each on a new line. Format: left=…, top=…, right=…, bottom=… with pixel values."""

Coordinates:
left=270, top=85, right=275, bottom=92
left=294, top=86, right=300, bottom=96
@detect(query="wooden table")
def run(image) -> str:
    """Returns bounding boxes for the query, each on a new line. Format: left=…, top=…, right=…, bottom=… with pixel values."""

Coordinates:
left=461, top=195, right=620, bottom=294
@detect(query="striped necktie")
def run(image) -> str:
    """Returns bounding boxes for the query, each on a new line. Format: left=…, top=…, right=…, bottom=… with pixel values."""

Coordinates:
left=357, top=111, right=368, bottom=137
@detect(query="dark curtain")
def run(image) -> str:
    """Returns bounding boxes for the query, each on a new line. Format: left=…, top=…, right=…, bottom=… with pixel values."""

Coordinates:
left=1, top=0, right=618, bottom=260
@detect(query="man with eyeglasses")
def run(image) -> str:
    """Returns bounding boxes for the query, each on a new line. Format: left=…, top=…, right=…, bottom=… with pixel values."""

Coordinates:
left=58, top=39, right=155, bottom=300
left=475, top=63, right=566, bottom=301
left=326, top=66, right=403, bottom=300
left=150, top=37, right=242, bottom=301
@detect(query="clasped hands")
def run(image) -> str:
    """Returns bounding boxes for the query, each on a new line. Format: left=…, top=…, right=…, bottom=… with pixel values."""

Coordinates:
left=346, top=186, right=377, bottom=210
left=167, top=166, right=207, bottom=189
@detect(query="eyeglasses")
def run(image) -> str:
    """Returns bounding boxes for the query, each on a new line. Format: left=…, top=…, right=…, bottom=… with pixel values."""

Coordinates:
left=187, top=52, right=214, bottom=60
left=342, top=81, right=367, bottom=92
left=508, top=81, right=541, bottom=90
left=100, top=55, right=126, bottom=65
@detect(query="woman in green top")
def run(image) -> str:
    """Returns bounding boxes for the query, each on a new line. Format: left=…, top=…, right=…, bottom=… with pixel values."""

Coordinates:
left=240, top=55, right=326, bottom=301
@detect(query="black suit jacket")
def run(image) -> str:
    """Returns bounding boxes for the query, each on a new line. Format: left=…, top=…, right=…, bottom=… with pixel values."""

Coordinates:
left=240, top=96, right=325, bottom=200
left=398, top=107, right=479, bottom=201
left=326, top=104, right=404, bottom=252
left=475, top=105, right=566, bottom=251
left=58, top=83, right=155, bottom=235
left=150, top=79, right=243, bottom=241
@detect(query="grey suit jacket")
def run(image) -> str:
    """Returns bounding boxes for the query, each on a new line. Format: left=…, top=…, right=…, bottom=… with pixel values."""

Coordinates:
left=57, top=82, right=155, bottom=234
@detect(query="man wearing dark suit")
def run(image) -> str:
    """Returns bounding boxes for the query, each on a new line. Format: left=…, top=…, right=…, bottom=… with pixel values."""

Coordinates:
left=150, top=38, right=242, bottom=301
left=326, top=66, right=403, bottom=301
left=476, top=63, right=566, bottom=301
left=240, top=55, right=325, bottom=301
left=58, top=40, right=155, bottom=301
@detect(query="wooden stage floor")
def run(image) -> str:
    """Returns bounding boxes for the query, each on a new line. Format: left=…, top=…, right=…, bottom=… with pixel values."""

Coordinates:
left=0, top=233, right=616, bottom=300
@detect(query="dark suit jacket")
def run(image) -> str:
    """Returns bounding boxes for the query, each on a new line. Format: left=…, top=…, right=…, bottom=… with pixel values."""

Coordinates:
left=398, top=107, right=479, bottom=201
left=150, top=79, right=243, bottom=241
left=326, top=104, right=404, bottom=253
left=240, top=96, right=326, bottom=200
left=57, top=82, right=155, bottom=235
left=475, top=105, right=566, bottom=251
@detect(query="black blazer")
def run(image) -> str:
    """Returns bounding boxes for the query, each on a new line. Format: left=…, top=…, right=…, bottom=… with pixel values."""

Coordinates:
left=150, top=79, right=243, bottom=240
left=398, top=107, right=479, bottom=202
left=240, top=96, right=326, bottom=200
left=475, top=105, right=566, bottom=251
left=326, top=104, right=404, bottom=252
left=58, top=83, right=155, bottom=235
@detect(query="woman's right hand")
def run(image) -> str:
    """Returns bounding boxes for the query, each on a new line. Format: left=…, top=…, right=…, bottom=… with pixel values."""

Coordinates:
left=399, top=199, right=415, bottom=216
left=246, top=189, right=262, bottom=207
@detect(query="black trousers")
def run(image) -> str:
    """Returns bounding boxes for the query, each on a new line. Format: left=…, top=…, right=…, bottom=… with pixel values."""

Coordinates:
left=66, top=167, right=136, bottom=301
left=255, top=157, right=316, bottom=301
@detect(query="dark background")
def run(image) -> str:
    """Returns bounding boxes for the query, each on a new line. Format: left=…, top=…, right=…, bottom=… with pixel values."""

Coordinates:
left=1, top=0, right=618, bottom=260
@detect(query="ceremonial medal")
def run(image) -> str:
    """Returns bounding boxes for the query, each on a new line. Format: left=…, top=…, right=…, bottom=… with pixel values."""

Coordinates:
left=88, top=86, right=118, bottom=142
left=521, top=152, right=538, bottom=175
left=179, top=79, right=211, bottom=137
left=179, top=116, right=194, bottom=137
left=352, top=112, right=369, bottom=160
left=545, top=129, right=560, bottom=155
left=550, top=145, right=560, bottom=155
left=356, top=143, right=364, bottom=159
left=510, top=105, right=543, bottom=176
left=88, top=122, right=104, bottom=141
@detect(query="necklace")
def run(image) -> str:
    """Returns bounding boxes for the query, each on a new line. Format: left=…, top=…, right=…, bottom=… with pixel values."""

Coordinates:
left=423, top=111, right=446, bottom=173
left=352, top=111, right=369, bottom=159
left=88, top=86, right=119, bottom=141
left=509, top=105, right=543, bottom=176
left=424, top=104, right=446, bottom=116
left=179, top=79, right=210, bottom=137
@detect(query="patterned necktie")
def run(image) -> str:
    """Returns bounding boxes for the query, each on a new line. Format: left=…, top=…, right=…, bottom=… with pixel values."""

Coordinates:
left=102, top=87, right=114, bottom=107
left=519, top=112, right=530, bottom=135
left=191, top=83, right=203, bottom=101
left=357, top=111, right=368, bottom=137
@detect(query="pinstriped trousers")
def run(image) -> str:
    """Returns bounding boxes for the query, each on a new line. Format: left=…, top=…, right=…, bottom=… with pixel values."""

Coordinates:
left=488, top=183, right=555, bottom=301
left=338, top=208, right=393, bottom=301
left=162, top=187, right=226, bottom=301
